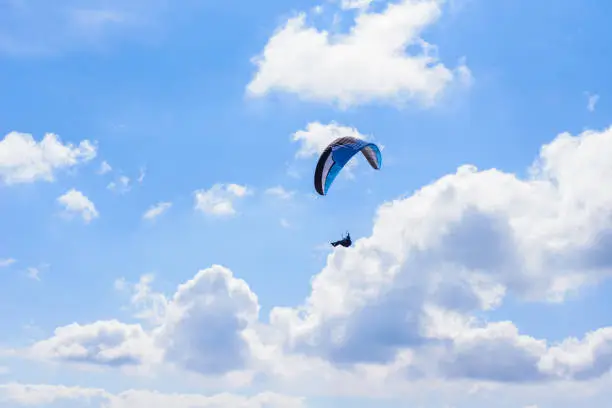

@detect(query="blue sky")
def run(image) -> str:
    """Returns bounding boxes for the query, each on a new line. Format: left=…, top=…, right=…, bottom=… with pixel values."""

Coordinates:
left=2, top=0, right=612, bottom=407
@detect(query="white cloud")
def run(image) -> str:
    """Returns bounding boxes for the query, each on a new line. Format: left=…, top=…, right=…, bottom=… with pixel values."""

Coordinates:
left=194, top=184, right=251, bottom=216
left=539, top=327, right=612, bottom=380
left=155, top=265, right=260, bottom=375
left=437, top=319, right=548, bottom=382
left=0, top=131, right=96, bottom=185
left=265, top=186, right=295, bottom=200
left=0, top=259, right=15, bottom=268
left=35, top=266, right=260, bottom=377
left=0, top=383, right=305, bottom=408
left=247, top=0, right=470, bottom=108
left=280, top=218, right=291, bottom=228
left=587, top=92, right=599, bottom=112
left=107, top=175, right=131, bottom=193
left=57, top=189, right=99, bottom=223
left=98, top=160, right=112, bottom=174
left=143, top=202, right=172, bottom=220
left=292, top=121, right=370, bottom=158
left=29, top=320, right=161, bottom=367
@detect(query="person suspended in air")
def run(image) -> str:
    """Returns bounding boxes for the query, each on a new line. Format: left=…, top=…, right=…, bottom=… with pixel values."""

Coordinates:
left=331, top=232, right=351, bottom=247
left=313, top=136, right=381, bottom=250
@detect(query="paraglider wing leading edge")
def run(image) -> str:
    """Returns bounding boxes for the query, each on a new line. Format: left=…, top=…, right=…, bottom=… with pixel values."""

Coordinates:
left=313, top=136, right=382, bottom=196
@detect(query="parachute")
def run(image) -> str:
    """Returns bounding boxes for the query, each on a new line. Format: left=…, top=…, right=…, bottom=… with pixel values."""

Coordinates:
left=314, top=136, right=382, bottom=195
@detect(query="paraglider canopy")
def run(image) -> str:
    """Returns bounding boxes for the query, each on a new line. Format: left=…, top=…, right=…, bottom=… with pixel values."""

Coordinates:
left=331, top=232, right=352, bottom=248
left=314, top=136, right=382, bottom=196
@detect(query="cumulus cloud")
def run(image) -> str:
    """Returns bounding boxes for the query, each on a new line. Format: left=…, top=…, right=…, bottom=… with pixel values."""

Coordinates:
left=438, top=320, right=548, bottom=383
left=30, top=320, right=160, bottom=367
left=36, top=266, right=260, bottom=377
left=539, top=327, right=612, bottom=380
left=57, top=189, right=99, bottom=223
left=247, top=0, right=470, bottom=107
left=194, top=184, right=251, bottom=216
left=0, top=131, right=96, bottom=185
left=155, top=265, right=260, bottom=375
left=142, top=202, right=172, bottom=220
left=0, top=383, right=305, bottom=408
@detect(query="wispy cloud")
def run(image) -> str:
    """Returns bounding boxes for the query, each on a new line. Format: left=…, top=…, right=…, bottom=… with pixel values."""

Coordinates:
left=97, top=161, right=112, bottom=175
left=0, top=258, right=16, bottom=268
left=0, top=0, right=172, bottom=56
left=107, top=176, right=130, bottom=194
left=23, top=263, right=49, bottom=281
left=587, top=92, right=599, bottom=112
left=137, top=167, right=146, bottom=183
left=143, top=202, right=172, bottom=220
left=26, top=267, right=41, bottom=281
left=265, top=186, right=295, bottom=200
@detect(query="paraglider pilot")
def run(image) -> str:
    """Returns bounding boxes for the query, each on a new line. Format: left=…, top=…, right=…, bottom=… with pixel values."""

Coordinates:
left=331, top=232, right=352, bottom=247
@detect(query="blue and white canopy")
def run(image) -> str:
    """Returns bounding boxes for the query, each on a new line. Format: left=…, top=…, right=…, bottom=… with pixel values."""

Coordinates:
left=314, top=136, right=382, bottom=196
